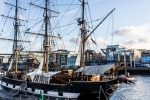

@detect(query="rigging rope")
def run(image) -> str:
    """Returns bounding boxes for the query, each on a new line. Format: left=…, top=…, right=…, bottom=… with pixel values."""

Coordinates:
left=69, top=34, right=80, bottom=51
left=103, top=15, right=112, bottom=48
left=51, top=0, right=75, bottom=35
left=49, top=16, right=106, bottom=30
left=59, top=6, right=81, bottom=14
left=61, top=7, right=81, bottom=37
left=64, top=26, right=79, bottom=37
left=85, top=5, right=91, bottom=50
left=111, top=10, right=115, bottom=46
left=54, top=4, right=81, bottom=6
left=87, top=1, right=99, bottom=52
left=1, top=7, right=12, bottom=34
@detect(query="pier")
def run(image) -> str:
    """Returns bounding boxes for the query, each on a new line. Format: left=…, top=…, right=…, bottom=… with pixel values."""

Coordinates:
left=119, top=67, right=150, bottom=75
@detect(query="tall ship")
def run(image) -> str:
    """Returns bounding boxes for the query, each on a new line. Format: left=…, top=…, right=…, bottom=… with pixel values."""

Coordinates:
left=0, top=0, right=125, bottom=100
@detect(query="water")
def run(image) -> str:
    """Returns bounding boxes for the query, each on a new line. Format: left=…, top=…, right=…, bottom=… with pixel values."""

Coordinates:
left=110, top=75, right=150, bottom=100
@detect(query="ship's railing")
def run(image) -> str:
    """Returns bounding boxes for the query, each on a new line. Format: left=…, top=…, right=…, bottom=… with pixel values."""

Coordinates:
left=7, top=83, right=27, bottom=97
left=98, top=85, right=108, bottom=100
left=16, top=93, right=73, bottom=100
left=6, top=94, right=38, bottom=100
left=33, top=75, right=49, bottom=84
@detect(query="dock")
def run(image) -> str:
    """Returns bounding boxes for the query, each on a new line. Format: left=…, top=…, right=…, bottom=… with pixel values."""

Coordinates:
left=119, top=67, right=150, bottom=75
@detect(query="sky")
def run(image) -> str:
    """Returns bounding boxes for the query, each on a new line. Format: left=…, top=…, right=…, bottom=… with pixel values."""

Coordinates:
left=0, top=0, right=150, bottom=53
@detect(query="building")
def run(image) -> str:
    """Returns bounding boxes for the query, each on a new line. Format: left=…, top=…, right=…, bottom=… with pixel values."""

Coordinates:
left=49, top=54, right=57, bottom=63
left=141, top=50, right=150, bottom=63
left=49, top=49, right=69, bottom=68
left=0, top=56, right=8, bottom=65
left=84, top=49, right=101, bottom=66
left=106, top=45, right=142, bottom=67
left=67, top=51, right=77, bottom=68
left=57, top=49, right=68, bottom=68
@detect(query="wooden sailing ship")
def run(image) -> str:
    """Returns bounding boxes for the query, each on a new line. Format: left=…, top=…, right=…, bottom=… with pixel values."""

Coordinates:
left=0, top=0, right=125, bottom=100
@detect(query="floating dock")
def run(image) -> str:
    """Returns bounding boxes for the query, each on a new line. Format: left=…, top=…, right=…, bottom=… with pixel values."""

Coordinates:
left=119, top=67, right=150, bottom=75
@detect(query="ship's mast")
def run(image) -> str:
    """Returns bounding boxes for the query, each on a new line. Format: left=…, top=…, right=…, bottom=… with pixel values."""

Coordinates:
left=45, top=0, right=49, bottom=73
left=14, top=0, right=19, bottom=72
left=79, top=0, right=115, bottom=67
left=0, top=1, right=29, bottom=72
left=25, top=0, right=59, bottom=73
left=80, top=0, right=87, bottom=67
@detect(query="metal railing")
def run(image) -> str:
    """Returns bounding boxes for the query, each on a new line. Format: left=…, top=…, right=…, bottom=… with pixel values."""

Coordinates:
left=8, top=83, right=27, bottom=97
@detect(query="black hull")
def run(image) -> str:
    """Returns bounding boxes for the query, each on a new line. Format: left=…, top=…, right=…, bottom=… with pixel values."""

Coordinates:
left=1, top=77, right=118, bottom=99
left=1, top=77, right=26, bottom=86
left=27, top=80, right=117, bottom=93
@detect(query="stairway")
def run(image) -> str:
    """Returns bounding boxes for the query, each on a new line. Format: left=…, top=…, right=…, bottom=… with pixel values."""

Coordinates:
left=9, top=83, right=27, bottom=97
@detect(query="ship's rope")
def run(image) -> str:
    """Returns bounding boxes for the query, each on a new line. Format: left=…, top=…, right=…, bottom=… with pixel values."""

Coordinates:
left=1, top=7, right=12, bottom=34
left=51, top=0, right=75, bottom=36
left=61, top=7, right=81, bottom=37
left=103, top=15, right=112, bottom=48
left=64, top=26, right=79, bottom=37
left=111, top=10, right=115, bottom=46
left=69, top=34, right=80, bottom=51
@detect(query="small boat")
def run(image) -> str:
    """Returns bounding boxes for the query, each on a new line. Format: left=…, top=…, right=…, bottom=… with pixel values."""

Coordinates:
left=117, top=75, right=135, bottom=84
left=126, top=77, right=135, bottom=81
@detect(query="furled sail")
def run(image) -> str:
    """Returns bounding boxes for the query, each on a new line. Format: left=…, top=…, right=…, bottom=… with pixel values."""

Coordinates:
left=75, top=42, right=82, bottom=66
left=8, top=59, right=13, bottom=71
left=38, top=58, right=44, bottom=70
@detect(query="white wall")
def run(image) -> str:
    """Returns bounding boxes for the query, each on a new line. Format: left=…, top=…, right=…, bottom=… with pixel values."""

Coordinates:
left=134, top=49, right=142, bottom=66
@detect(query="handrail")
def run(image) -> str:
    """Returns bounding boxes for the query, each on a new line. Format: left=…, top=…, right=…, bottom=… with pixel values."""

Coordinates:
left=99, top=85, right=108, bottom=100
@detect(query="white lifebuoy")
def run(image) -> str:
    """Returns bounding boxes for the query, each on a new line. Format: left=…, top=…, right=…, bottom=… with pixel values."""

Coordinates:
left=22, top=75, right=27, bottom=81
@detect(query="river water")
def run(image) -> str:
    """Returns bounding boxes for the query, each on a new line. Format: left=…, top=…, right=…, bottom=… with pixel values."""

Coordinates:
left=110, top=75, right=150, bottom=100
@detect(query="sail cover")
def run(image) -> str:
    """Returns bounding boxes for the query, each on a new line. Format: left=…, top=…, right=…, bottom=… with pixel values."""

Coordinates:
left=75, top=64, right=115, bottom=75
left=26, top=69, right=61, bottom=82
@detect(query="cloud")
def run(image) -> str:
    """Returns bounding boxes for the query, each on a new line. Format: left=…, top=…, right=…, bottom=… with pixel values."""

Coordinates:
left=120, top=36, right=150, bottom=49
left=113, top=24, right=150, bottom=49
left=64, top=41, right=71, bottom=48
left=69, top=36, right=107, bottom=48
left=113, top=25, right=150, bottom=37
left=95, top=37, right=108, bottom=46
left=56, top=40, right=71, bottom=49
left=88, top=37, right=108, bottom=49
left=69, top=36, right=80, bottom=43
left=89, top=37, right=107, bottom=46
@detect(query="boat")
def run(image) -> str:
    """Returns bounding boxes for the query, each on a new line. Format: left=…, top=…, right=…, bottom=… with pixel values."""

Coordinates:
left=0, top=0, right=122, bottom=100
left=117, top=74, right=135, bottom=85
left=117, top=67, right=135, bottom=84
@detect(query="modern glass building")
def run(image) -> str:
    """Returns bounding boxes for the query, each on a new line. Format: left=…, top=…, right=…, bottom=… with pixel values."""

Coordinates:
left=49, top=49, right=69, bottom=68
left=141, top=56, right=150, bottom=63
left=68, top=56, right=77, bottom=68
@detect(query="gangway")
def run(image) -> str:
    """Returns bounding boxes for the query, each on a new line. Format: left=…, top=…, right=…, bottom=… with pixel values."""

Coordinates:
left=9, top=83, right=27, bottom=97
left=0, top=83, right=27, bottom=99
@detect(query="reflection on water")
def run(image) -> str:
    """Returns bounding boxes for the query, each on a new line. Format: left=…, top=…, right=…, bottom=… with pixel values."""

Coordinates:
left=110, top=75, right=150, bottom=100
